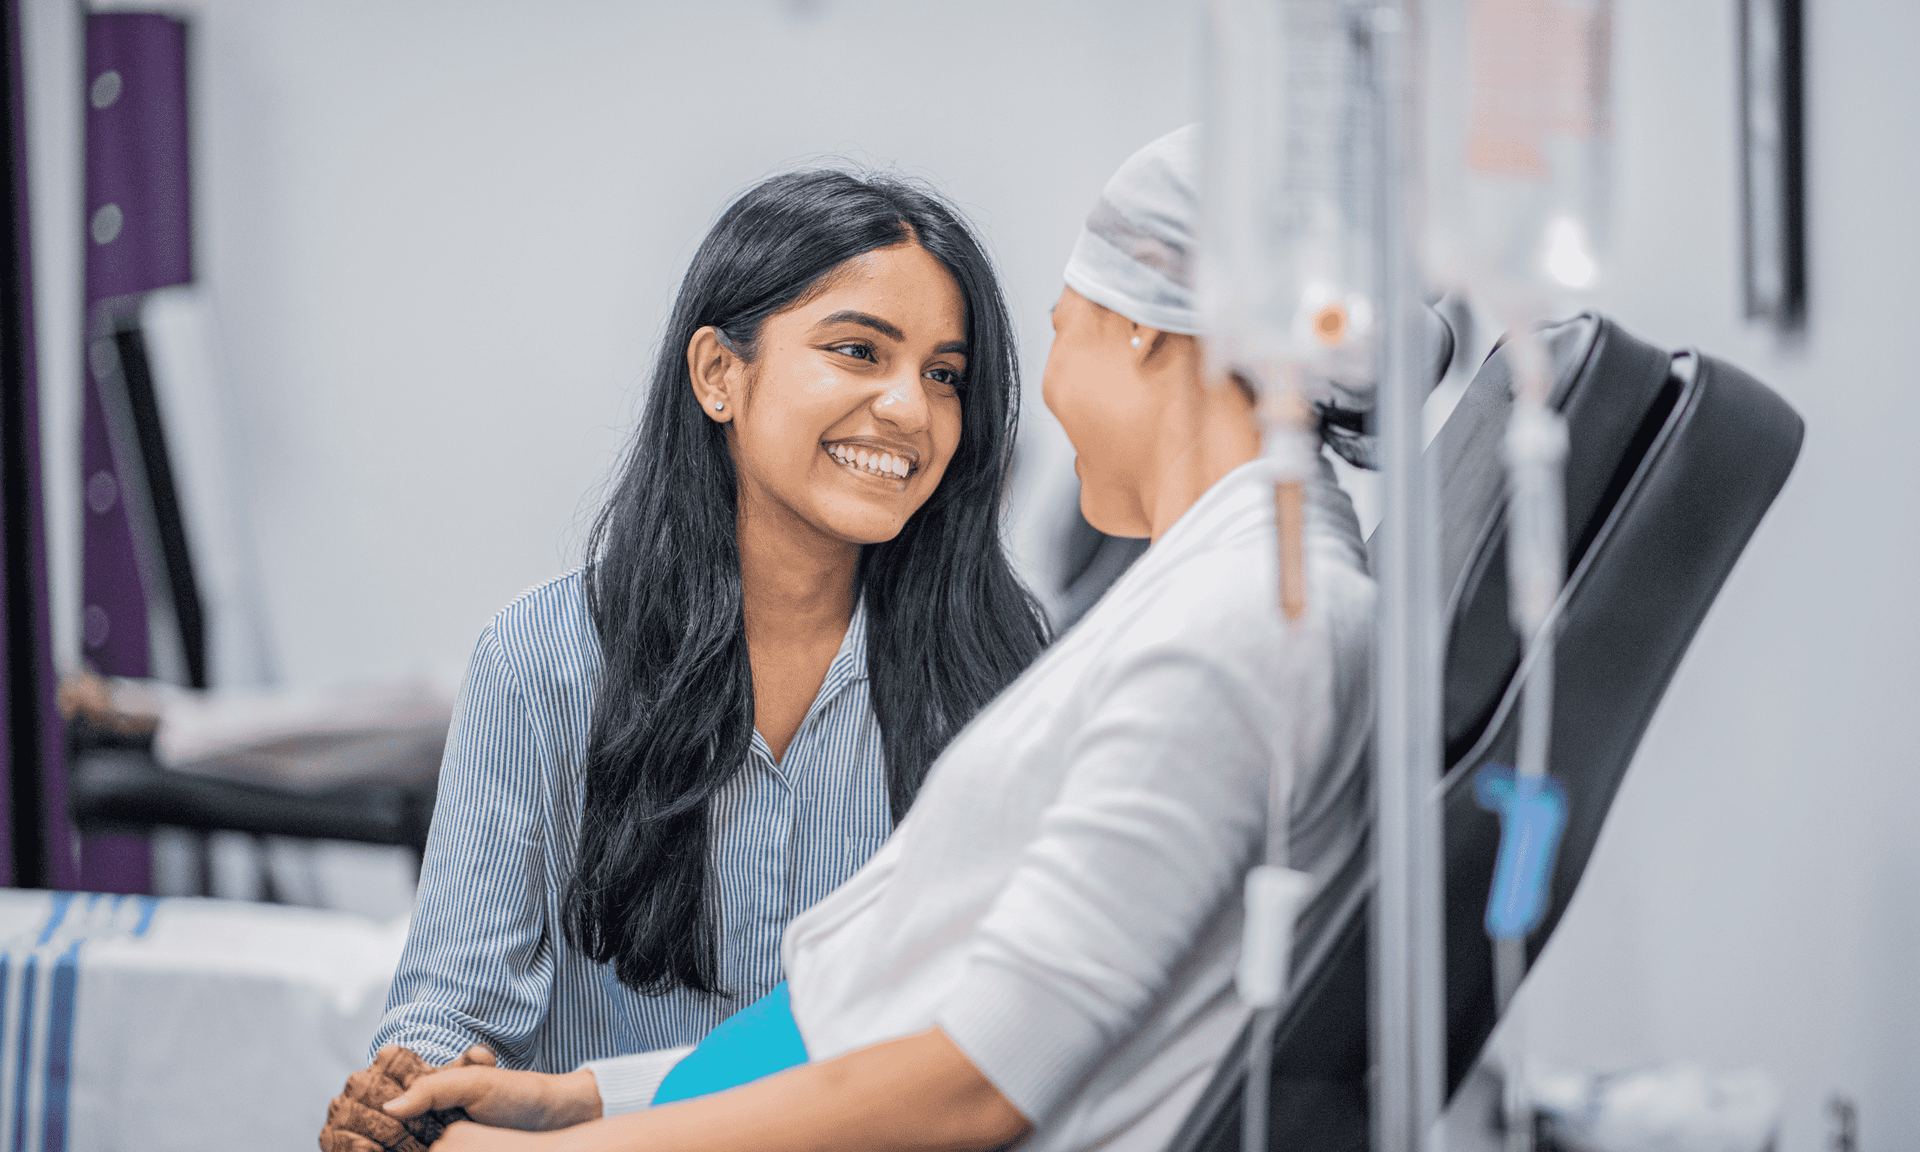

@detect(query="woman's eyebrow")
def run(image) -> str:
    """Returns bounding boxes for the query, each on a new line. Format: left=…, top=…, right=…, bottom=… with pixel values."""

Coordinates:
left=815, top=310, right=904, bottom=341
left=935, top=340, right=968, bottom=356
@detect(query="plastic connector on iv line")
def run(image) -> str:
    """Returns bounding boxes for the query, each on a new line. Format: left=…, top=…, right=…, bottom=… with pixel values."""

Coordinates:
left=1237, top=865, right=1313, bottom=1008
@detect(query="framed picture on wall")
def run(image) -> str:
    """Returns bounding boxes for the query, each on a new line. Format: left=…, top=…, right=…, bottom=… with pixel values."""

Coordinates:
left=1738, top=0, right=1806, bottom=327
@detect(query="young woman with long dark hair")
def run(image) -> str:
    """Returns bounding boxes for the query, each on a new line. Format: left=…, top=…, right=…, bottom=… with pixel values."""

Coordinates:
left=360, top=169, right=1047, bottom=1093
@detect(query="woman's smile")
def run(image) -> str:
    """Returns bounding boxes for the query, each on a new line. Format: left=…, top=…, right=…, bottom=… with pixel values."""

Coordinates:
left=823, top=438, right=918, bottom=482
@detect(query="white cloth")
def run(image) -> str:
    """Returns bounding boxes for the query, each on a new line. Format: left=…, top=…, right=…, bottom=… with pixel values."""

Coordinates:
left=783, top=455, right=1375, bottom=1151
left=0, top=889, right=405, bottom=1152
left=123, top=674, right=456, bottom=791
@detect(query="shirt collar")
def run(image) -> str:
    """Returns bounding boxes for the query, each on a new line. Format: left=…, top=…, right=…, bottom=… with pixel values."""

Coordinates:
left=818, top=595, right=870, bottom=693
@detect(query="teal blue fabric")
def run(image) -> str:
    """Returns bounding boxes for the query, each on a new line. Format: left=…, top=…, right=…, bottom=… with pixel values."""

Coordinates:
left=651, top=982, right=809, bottom=1104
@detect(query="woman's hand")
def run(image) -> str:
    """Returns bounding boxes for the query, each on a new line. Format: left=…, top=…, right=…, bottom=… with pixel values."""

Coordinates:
left=320, top=1045, right=500, bottom=1152
left=386, top=1064, right=602, bottom=1133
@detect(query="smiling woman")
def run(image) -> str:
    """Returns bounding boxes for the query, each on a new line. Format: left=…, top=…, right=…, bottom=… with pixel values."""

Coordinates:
left=349, top=171, right=1048, bottom=1103
left=686, top=242, right=972, bottom=763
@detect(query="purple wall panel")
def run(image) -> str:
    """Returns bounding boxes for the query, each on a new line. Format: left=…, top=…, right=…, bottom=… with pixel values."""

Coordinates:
left=76, top=378, right=147, bottom=678
left=84, top=14, right=190, bottom=300
left=75, top=13, right=194, bottom=895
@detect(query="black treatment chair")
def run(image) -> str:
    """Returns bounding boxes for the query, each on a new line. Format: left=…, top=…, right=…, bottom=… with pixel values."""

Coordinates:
left=67, top=308, right=441, bottom=890
left=1166, top=313, right=1804, bottom=1152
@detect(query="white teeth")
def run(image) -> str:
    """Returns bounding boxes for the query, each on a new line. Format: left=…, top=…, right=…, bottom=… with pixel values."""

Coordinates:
left=826, top=444, right=910, bottom=478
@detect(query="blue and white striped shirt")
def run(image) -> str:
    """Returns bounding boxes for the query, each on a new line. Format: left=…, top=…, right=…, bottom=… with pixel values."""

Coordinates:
left=372, top=570, right=892, bottom=1072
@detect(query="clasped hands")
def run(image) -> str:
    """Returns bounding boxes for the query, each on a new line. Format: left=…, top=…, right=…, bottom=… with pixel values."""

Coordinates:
left=319, top=1044, right=603, bottom=1152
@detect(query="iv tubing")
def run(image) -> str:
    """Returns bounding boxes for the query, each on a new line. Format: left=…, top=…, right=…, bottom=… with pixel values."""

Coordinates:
left=1266, top=374, right=1315, bottom=622
left=1243, top=1008, right=1281, bottom=1152
left=1495, top=382, right=1565, bottom=1152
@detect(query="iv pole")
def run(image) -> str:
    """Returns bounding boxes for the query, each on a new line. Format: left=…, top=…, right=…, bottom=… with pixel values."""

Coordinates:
left=1367, top=3, right=1447, bottom=1151
left=1203, top=5, right=1443, bottom=1150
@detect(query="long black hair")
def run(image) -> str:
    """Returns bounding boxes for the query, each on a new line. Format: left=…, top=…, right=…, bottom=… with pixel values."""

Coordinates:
left=563, top=170, right=1048, bottom=998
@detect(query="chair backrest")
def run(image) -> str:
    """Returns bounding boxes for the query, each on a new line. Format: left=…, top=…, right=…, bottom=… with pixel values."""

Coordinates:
left=90, top=289, right=277, bottom=692
left=1165, top=314, right=1805, bottom=1152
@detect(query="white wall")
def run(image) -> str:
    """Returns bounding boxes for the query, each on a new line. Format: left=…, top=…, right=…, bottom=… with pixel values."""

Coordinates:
left=1515, top=4, right=1920, bottom=1150
left=176, top=0, right=1198, bottom=687
left=27, top=1, right=1920, bottom=1148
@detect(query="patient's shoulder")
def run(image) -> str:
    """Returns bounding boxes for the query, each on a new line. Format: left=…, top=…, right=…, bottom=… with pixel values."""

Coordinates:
left=477, top=569, right=599, bottom=690
left=1092, top=518, right=1373, bottom=683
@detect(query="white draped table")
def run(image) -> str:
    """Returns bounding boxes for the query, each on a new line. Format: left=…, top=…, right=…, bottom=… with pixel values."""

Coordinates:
left=0, top=889, right=405, bottom=1151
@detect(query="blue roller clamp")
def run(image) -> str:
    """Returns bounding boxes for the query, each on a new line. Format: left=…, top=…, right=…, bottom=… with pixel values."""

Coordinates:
left=1473, top=763, right=1568, bottom=940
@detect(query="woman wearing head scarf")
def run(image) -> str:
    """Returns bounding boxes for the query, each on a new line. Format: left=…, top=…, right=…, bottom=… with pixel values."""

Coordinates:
left=323, top=126, right=1377, bottom=1152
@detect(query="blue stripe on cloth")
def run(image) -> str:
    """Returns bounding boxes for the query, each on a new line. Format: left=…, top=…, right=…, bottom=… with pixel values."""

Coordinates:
left=36, top=894, right=74, bottom=946
left=130, top=897, right=158, bottom=938
left=651, top=982, right=808, bottom=1105
left=11, top=955, right=35, bottom=1152
left=41, top=940, right=81, bottom=1152
left=372, top=571, right=892, bottom=1072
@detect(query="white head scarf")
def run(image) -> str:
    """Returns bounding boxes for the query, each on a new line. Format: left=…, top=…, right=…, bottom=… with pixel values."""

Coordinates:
left=1063, top=125, right=1204, bottom=337
left=1062, top=124, right=1386, bottom=468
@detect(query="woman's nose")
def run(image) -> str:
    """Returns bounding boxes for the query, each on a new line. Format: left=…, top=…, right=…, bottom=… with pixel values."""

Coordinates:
left=870, top=374, right=932, bottom=431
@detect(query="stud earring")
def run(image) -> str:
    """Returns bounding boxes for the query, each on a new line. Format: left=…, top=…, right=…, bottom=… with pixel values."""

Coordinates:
left=1130, top=336, right=1142, bottom=348
left=713, top=400, right=725, bottom=411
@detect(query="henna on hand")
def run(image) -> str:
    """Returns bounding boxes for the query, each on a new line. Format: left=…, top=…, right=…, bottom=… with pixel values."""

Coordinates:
left=318, top=1046, right=474, bottom=1152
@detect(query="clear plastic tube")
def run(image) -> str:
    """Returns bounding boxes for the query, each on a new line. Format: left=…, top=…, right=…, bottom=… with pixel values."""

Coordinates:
left=1199, top=7, right=1396, bottom=1152
left=1426, top=0, right=1613, bottom=638
left=1423, top=5, right=1614, bottom=1150
left=1200, top=0, right=1381, bottom=623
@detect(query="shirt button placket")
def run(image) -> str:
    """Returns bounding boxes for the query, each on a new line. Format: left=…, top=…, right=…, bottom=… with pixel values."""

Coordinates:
left=759, top=761, right=794, bottom=991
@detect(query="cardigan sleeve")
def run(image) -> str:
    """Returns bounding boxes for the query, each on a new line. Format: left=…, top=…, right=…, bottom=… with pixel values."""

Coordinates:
left=933, top=648, right=1279, bottom=1124
left=582, top=1046, right=696, bottom=1115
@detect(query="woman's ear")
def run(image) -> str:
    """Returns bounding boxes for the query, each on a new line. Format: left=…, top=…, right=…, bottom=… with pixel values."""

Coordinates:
left=1128, top=324, right=1171, bottom=364
left=687, top=326, right=740, bottom=422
